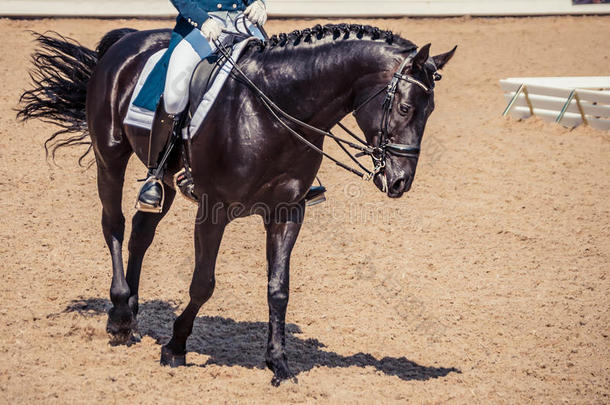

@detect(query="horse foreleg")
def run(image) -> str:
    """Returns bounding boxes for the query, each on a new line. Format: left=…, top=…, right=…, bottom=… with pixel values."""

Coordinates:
left=125, top=188, right=176, bottom=339
left=160, top=204, right=227, bottom=367
left=264, top=202, right=304, bottom=386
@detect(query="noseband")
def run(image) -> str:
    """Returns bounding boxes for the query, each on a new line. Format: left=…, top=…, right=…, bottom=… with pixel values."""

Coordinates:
left=214, top=43, right=442, bottom=182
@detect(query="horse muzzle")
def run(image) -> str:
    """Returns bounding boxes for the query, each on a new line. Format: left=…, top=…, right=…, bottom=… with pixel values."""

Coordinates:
left=374, top=171, right=413, bottom=198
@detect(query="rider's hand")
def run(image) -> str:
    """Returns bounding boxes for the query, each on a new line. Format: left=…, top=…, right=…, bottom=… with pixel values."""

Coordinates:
left=244, top=1, right=267, bottom=26
left=201, top=18, right=223, bottom=43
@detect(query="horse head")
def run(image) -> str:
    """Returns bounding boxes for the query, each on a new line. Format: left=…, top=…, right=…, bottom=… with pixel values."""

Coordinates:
left=353, top=44, right=457, bottom=198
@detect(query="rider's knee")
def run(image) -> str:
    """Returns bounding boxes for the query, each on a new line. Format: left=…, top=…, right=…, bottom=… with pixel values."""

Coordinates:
left=163, top=84, right=188, bottom=115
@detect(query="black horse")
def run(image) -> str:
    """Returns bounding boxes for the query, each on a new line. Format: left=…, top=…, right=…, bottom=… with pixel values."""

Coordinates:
left=18, top=24, right=455, bottom=386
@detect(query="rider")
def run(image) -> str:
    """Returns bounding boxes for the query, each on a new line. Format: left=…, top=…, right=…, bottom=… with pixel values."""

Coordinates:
left=133, top=0, right=326, bottom=212
left=134, top=0, right=268, bottom=212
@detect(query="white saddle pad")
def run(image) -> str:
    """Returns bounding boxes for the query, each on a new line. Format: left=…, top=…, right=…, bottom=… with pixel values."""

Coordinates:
left=123, top=38, right=253, bottom=138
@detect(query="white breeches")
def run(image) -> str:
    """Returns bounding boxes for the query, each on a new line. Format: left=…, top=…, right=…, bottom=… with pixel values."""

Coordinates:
left=163, top=12, right=263, bottom=114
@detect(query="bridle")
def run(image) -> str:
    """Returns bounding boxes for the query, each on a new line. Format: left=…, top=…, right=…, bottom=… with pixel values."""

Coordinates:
left=213, top=41, right=442, bottom=183
left=350, top=52, right=440, bottom=178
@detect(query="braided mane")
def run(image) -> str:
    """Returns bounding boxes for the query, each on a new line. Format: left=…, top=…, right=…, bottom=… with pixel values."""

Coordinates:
left=249, top=23, right=416, bottom=52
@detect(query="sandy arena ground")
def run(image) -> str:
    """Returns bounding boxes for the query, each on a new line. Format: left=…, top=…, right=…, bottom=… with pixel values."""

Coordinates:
left=0, top=15, right=609, bottom=404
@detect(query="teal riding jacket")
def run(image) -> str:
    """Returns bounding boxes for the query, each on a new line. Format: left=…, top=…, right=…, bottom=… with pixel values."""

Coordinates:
left=172, top=0, right=260, bottom=28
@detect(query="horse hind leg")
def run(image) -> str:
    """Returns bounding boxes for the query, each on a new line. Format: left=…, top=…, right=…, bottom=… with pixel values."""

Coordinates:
left=94, top=143, right=136, bottom=345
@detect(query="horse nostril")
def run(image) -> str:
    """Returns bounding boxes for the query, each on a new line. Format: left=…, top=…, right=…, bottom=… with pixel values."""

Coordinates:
left=391, top=178, right=406, bottom=193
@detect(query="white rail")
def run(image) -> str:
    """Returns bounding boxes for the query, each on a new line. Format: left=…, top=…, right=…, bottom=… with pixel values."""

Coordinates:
left=500, top=77, right=610, bottom=131
left=1, top=0, right=610, bottom=18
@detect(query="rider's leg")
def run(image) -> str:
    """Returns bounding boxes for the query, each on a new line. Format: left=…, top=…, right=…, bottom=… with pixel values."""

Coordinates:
left=136, top=29, right=216, bottom=213
left=135, top=95, right=179, bottom=213
left=163, top=28, right=215, bottom=115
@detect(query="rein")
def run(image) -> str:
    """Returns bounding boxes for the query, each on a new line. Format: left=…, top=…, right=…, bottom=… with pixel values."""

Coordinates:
left=213, top=38, right=440, bottom=182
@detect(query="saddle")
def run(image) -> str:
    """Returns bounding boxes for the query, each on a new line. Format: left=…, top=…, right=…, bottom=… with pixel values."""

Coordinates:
left=188, top=53, right=228, bottom=119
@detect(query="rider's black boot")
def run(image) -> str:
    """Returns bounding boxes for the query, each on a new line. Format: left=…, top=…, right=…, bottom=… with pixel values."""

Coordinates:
left=136, top=98, right=178, bottom=213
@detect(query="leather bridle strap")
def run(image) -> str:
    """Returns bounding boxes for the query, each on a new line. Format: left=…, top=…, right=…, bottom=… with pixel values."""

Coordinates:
left=403, top=76, right=431, bottom=92
left=353, top=86, right=387, bottom=115
left=385, top=143, right=420, bottom=157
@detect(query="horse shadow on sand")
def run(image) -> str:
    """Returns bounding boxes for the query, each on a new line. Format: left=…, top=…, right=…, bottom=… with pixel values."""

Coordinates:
left=63, top=298, right=460, bottom=382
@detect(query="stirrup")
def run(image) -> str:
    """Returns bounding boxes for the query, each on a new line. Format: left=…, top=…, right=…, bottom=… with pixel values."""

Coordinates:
left=135, top=176, right=165, bottom=213
left=305, top=185, right=327, bottom=207
left=173, top=168, right=198, bottom=205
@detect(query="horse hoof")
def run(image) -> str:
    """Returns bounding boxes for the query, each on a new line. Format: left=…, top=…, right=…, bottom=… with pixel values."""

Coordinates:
left=131, top=330, right=142, bottom=342
left=267, top=356, right=298, bottom=387
left=107, top=331, right=131, bottom=346
left=271, top=374, right=298, bottom=387
left=106, top=321, right=139, bottom=346
left=107, top=307, right=136, bottom=345
left=106, top=322, right=132, bottom=346
left=160, top=345, right=186, bottom=367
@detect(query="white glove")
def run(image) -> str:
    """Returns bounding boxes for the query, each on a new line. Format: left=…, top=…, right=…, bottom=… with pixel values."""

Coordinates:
left=201, top=17, right=223, bottom=43
left=244, top=1, right=267, bottom=26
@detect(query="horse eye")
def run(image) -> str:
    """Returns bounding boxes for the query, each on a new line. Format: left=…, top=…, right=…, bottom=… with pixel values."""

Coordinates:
left=399, top=103, right=411, bottom=115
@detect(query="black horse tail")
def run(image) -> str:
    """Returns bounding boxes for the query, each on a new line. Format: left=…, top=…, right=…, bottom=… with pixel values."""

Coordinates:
left=17, top=29, right=137, bottom=165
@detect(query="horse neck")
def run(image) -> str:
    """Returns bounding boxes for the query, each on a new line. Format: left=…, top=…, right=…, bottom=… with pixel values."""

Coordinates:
left=255, top=40, right=396, bottom=130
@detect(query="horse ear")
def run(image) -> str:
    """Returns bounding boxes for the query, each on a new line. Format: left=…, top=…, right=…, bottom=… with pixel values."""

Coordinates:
left=412, top=43, right=431, bottom=70
left=432, top=45, right=457, bottom=70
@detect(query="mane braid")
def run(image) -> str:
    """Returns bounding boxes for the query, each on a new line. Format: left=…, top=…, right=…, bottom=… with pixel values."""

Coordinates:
left=249, top=24, right=416, bottom=52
